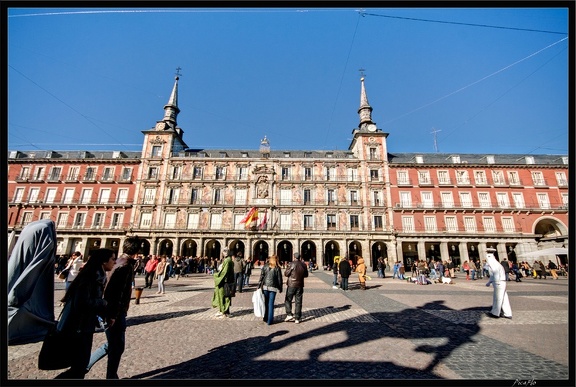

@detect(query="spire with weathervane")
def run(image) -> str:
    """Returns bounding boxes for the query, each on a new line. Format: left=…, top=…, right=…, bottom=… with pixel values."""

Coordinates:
left=357, top=69, right=376, bottom=131
left=161, top=67, right=181, bottom=127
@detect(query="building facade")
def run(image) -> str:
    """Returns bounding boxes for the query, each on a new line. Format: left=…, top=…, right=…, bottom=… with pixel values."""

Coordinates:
left=8, top=75, right=569, bottom=270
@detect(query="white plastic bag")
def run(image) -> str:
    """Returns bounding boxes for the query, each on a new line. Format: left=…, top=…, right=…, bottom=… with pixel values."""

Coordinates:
left=252, top=288, right=265, bottom=318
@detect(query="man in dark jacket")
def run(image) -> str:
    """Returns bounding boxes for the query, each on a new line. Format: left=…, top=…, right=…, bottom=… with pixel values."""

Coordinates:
left=233, top=252, right=246, bottom=293
left=338, top=257, right=352, bottom=291
left=284, top=252, right=308, bottom=324
left=86, top=236, right=140, bottom=379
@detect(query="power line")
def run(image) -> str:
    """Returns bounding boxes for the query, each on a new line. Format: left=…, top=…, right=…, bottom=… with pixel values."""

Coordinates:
left=359, top=11, right=567, bottom=35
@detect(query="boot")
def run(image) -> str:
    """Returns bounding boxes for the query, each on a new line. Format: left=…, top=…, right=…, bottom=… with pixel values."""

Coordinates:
left=361, top=282, right=366, bottom=290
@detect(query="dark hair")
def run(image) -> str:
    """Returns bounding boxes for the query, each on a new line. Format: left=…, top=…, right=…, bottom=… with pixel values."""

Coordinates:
left=61, top=248, right=114, bottom=303
left=122, top=236, right=141, bottom=255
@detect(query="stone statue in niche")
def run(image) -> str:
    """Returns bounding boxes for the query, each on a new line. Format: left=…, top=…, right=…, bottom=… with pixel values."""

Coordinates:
left=256, top=175, right=269, bottom=198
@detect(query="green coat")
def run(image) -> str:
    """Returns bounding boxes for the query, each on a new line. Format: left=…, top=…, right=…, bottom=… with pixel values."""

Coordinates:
left=212, top=257, right=234, bottom=313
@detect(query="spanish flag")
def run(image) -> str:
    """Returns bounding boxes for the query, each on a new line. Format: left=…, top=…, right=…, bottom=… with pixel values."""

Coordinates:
left=240, top=207, right=258, bottom=228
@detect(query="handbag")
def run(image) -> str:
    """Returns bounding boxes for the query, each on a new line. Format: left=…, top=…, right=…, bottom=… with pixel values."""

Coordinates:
left=223, top=282, right=236, bottom=298
left=252, top=288, right=265, bottom=318
left=38, top=324, right=76, bottom=370
left=58, top=267, right=70, bottom=280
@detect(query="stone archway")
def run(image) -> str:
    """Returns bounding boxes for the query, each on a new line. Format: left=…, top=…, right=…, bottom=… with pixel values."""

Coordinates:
left=205, top=239, right=222, bottom=259
left=181, top=239, right=197, bottom=257
left=324, top=240, right=340, bottom=268
left=371, top=242, right=387, bottom=271
left=253, top=240, right=269, bottom=265
left=158, top=239, right=173, bottom=257
left=276, top=240, right=293, bottom=264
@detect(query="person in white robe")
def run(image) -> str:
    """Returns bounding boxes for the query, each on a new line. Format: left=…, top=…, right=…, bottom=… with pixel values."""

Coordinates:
left=8, top=219, right=57, bottom=344
left=485, top=249, right=512, bottom=319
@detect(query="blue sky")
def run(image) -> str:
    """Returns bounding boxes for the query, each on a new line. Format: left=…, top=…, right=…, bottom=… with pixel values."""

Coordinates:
left=7, top=6, right=570, bottom=155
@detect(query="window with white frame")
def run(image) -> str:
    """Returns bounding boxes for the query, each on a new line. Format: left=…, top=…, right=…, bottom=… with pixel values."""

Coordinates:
left=63, top=188, right=74, bottom=204
left=73, top=213, right=86, bottom=228
left=418, top=170, right=431, bottom=185
left=555, top=171, right=567, bottom=186
left=147, top=167, right=158, bottom=179
left=459, top=192, right=473, bottom=207
left=369, top=147, right=377, bottom=160
left=102, top=167, right=114, bottom=182
left=478, top=192, right=491, bottom=208
left=193, top=166, right=202, bottom=179
left=166, top=187, right=180, bottom=204
left=93, top=213, right=105, bottom=228
left=474, top=170, right=487, bottom=185
left=28, top=188, right=40, bottom=203
left=57, top=212, right=68, bottom=227
left=215, top=166, right=226, bottom=180
left=508, top=171, right=520, bottom=185
left=372, top=190, right=382, bottom=206
left=451, top=155, right=461, bottom=164
left=327, top=189, right=336, bottom=204
left=280, top=213, right=291, bottom=230
left=151, top=145, right=161, bottom=157
left=234, top=189, right=247, bottom=205
left=401, top=216, right=414, bottom=232
left=350, top=214, right=359, bottom=229
left=370, top=169, right=379, bottom=181
left=48, top=166, right=62, bottom=181
left=441, top=192, right=454, bottom=208
left=496, top=192, right=509, bottom=208
left=456, top=170, right=470, bottom=184
left=117, top=189, right=128, bottom=204
left=326, top=214, right=336, bottom=229
left=424, top=216, right=437, bottom=231
left=303, top=189, right=311, bottom=204
left=280, top=189, right=292, bottom=205
left=347, top=167, right=357, bottom=182
left=502, top=217, right=515, bottom=233
left=421, top=192, right=433, bottom=208
left=537, top=193, right=550, bottom=209
left=171, top=165, right=181, bottom=180
left=190, top=188, right=199, bottom=204
left=482, top=217, right=496, bottom=232
left=13, top=187, right=24, bottom=203
left=121, top=167, right=132, bottom=181
left=464, top=216, right=477, bottom=232
left=164, top=213, right=177, bottom=228
left=22, top=212, right=33, bottom=226
left=437, top=170, right=450, bottom=184
left=84, top=167, right=95, bottom=181
left=98, top=189, right=110, bottom=204
left=445, top=216, right=458, bottom=232
left=80, top=189, right=92, bottom=204
left=213, top=188, right=222, bottom=204
left=20, top=167, right=30, bottom=180
left=486, top=155, right=495, bottom=164
left=188, top=213, right=200, bottom=229
left=326, top=166, right=336, bottom=181
left=492, top=170, right=505, bottom=185
left=40, top=212, right=51, bottom=220
left=400, top=191, right=412, bottom=207
left=33, top=166, right=45, bottom=180
left=561, top=193, right=568, bottom=207
left=45, top=188, right=57, bottom=203
left=512, top=192, right=525, bottom=208
left=525, top=156, right=534, bottom=164
left=374, top=215, right=383, bottom=230
left=111, top=213, right=123, bottom=229
left=144, top=188, right=156, bottom=204
left=304, top=167, right=313, bottom=181
left=304, top=214, right=314, bottom=229
left=350, top=190, right=358, bottom=205
left=531, top=171, right=545, bottom=186
left=397, top=170, right=409, bottom=185
left=237, top=166, right=248, bottom=180
left=140, top=213, right=152, bottom=228
left=67, top=166, right=79, bottom=181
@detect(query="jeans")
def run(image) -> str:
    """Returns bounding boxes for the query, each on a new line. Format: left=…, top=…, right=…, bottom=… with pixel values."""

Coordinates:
left=262, top=289, right=277, bottom=325
left=284, top=286, right=304, bottom=320
left=333, top=273, right=338, bottom=286
left=234, top=273, right=244, bottom=292
left=429, top=269, right=438, bottom=280
left=377, top=268, right=383, bottom=278
left=340, top=276, right=349, bottom=290
left=86, top=312, right=126, bottom=379
left=157, top=274, right=165, bottom=293
left=243, top=274, right=251, bottom=286
left=144, top=270, right=155, bottom=288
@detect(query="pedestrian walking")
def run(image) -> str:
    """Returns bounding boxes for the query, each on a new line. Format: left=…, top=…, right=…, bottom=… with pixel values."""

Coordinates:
left=332, top=256, right=340, bottom=289
left=65, top=251, right=84, bottom=291
left=356, top=256, right=367, bottom=290
left=233, top=252, right=246, bottom=293
left=485, top=249, right=512, bottom=319
left=284, top=252, right=308, bottom=324
left=257, top=255, right=283, bottom=325
left=338, top=256, right=352, bottom=291
left=85, top=236, right=140, bottom=379
left=144, top=255, right=159, bottom=289
left=155, top=256, right=168, bottom=294
left=243, top=257, right=253, bottom=286
left=55, top=248, right=116, bottom=379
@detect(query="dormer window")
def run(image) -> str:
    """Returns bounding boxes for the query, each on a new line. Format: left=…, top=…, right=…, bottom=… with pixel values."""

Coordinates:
left=451, top=155, right=460, bottom=164
left=415, top=155, right=423, bottom=164
left=486, top=155, right=495, bottom=164
left=525, top=156, right=534, bottom=165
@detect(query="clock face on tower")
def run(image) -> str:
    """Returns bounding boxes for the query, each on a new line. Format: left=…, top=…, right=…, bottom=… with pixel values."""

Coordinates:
left=367, top=124, right=377, bottom=132
left=156, top=122, right=166, bottom=130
